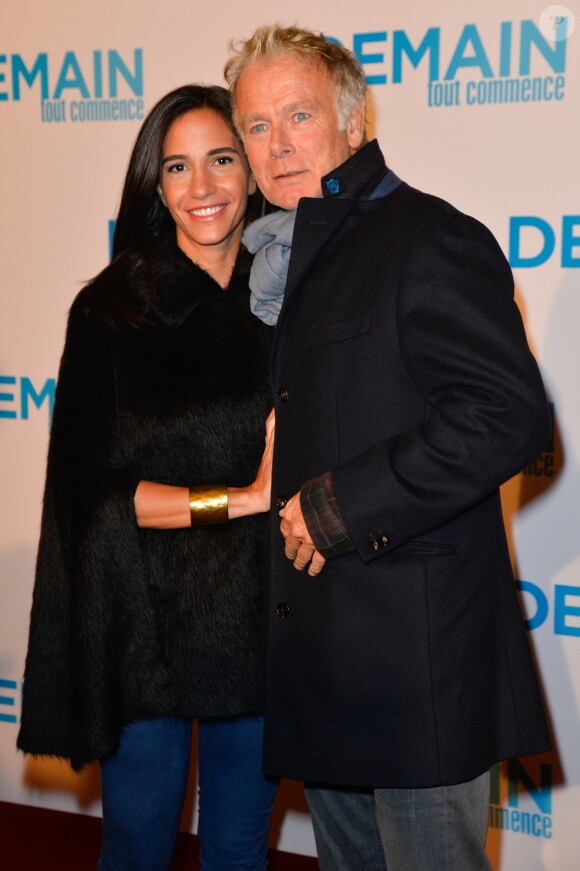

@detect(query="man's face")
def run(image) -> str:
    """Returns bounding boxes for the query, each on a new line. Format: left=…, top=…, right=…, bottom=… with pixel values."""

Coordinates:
left=236, top=54, right=364, bottom=209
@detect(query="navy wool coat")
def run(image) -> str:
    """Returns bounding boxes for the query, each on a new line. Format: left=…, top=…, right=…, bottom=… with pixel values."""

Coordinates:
left=264, top=140, right=552, bottom=788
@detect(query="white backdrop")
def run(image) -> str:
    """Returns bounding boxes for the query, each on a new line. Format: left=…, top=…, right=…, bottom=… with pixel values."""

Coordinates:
left=1, top=0, right=578, bottom=866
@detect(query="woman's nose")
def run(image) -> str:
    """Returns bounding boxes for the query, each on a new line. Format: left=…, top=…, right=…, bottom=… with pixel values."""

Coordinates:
left=188, top=166, right=216, bottom=199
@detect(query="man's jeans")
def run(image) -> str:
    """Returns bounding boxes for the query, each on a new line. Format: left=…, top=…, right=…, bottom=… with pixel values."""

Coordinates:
left=306, top=771, right=492, bottom=871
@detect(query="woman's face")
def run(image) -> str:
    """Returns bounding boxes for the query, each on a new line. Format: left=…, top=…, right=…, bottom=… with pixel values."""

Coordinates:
left=159, top=107, right=255, bottom=263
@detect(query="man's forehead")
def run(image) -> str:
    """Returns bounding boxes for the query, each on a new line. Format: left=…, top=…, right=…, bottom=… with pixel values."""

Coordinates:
left=236, top=56, right=333, bottom=109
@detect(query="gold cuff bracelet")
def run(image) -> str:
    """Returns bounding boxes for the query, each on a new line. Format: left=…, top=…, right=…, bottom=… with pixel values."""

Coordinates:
left=188, top=486, right=229, bottom=526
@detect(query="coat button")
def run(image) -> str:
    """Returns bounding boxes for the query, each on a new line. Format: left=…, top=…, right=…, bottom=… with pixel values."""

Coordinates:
left=371, top=538, right=380, bottom=551
left=381, top=535, right=390, bottom=546
left=276, top=602, right=290, bottom=618
left=276, top=495, right=288, bottom=509
left=278, top=388, right=290, bottom=402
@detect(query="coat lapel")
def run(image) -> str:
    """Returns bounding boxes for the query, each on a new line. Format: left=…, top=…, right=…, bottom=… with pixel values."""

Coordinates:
left=271, top=196, right=358, bottom=378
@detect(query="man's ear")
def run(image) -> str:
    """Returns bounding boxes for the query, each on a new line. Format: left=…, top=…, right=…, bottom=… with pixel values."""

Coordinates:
left=157, top=184, right=167, bottom=207
left=248, top=173, right=257, bottom=195
left=346, top=103, right=366, bottom=153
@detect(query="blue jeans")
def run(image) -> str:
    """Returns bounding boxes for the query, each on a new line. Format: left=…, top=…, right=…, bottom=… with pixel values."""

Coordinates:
left=306, top=771, right=492, bottom=871
left=197, top=717, right=279, bottom=870
left=99, top=716, right=278, bottom=871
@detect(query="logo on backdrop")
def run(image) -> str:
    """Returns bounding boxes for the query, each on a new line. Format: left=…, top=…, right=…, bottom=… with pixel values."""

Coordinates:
left=518, top=580, right=580, bottom=638
left=330, top=15, right=572, bottom=108
left=509, top=216, right=580, bottom=268
left=0, top=49, right=144, bottom=124
left=0, top=376, right=55, bottom=422
left=489, top=759, right=553, bottom=839
left=0, top=680, right=19, bottom=724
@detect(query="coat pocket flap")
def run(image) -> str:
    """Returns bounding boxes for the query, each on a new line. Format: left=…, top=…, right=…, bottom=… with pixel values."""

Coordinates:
left=309, top=310, right=371, bottom=348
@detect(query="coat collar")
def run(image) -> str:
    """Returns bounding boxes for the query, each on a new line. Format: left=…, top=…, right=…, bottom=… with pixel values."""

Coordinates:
left=129, top=232, right=251, bottom=328
left=320, top=139, right=388, bottom=200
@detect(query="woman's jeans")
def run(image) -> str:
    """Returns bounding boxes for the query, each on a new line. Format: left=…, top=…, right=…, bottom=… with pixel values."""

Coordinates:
left=98, top=716, right=278, bottom=871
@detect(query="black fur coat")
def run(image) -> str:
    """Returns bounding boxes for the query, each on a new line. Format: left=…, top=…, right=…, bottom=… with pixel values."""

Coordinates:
left=17, top=234, right=272, bottom=770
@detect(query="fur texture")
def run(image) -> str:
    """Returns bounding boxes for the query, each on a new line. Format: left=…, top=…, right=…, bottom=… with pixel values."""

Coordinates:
left=18, top=234, right=272, bottom=770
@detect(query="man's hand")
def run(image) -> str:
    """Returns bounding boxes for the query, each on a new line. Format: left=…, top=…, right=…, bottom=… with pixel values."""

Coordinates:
left=279, top=493, right=327, bottom=576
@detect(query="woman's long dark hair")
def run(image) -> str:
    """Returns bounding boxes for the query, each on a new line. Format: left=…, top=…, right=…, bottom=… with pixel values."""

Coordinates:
left=90, top=84, right=263, bottom=327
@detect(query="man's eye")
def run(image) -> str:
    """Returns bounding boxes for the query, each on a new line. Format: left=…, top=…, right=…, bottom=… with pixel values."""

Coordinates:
left=294, top=112, right=310, bottom=122
left=249, top=123, right=267, bottom=134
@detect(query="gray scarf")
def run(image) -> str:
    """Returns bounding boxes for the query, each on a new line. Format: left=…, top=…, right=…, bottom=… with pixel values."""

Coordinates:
left=242, top=170, right=402, bottom=326
left=242, top=209, right=297, bottom=326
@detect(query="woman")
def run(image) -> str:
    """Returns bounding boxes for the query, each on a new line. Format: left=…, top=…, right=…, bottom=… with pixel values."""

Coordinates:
left=17, top=85, right=278, bottom=871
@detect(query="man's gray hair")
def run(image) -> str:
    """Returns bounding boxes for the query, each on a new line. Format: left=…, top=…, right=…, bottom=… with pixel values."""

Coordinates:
left=224, top=24, right=366, bottom=132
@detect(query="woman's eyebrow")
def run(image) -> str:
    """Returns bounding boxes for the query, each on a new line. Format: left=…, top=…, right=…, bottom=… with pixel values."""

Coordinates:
left=206, top=147, right=240, bottom=157
left=161, top=153, right=188, bottom=165
left=161, top=147, right=240, bottom=165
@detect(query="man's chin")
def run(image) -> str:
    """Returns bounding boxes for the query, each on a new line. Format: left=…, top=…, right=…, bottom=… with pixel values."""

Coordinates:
left=269, top=191, right=309, bottom=210
left=264, top=179, right=322, bottom=210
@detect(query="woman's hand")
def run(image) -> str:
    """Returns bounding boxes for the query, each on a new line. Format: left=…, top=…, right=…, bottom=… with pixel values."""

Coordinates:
left=249, top=408, right=276, bottom=511
left=134, top=410, right=276, bottom=527
left=227, top=409, right=275, bottom=518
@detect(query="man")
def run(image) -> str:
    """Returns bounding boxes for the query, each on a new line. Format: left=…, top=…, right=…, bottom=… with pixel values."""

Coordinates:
left=225, top=25, right=551, bottom=871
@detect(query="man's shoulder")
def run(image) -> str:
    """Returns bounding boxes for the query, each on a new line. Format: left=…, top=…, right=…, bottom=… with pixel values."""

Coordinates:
left=381, top=180, right=499, bottom=249
left=389, top=181, right=462, bottom=223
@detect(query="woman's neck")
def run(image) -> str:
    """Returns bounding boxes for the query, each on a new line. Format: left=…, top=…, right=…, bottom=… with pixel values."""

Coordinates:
left=175, top=229, right=242, bottom=289
left=197, top=246, right=237, bottom=288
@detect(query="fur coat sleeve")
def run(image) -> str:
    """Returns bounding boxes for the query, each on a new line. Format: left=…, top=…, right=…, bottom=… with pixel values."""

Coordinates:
left=18, top=296, right=175, bottom=766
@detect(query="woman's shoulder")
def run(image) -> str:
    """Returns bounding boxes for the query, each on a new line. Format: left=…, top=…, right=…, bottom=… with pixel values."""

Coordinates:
left=63, top=274, right=129, bottom=360
left=69, top=279, right=106, bottom=319
left=67, top=253, right=144, bottom=335
left=67, top=282, right=114, bottom=336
